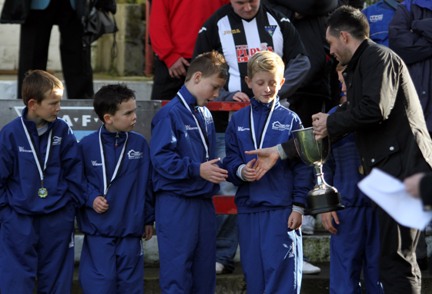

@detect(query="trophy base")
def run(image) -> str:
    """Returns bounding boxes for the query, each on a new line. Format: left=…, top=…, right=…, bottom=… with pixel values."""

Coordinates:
left=306, top=187, right=345, bottom=215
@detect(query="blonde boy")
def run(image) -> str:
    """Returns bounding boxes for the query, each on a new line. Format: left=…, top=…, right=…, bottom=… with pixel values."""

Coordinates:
left=224, top=51, right=312, bottom=293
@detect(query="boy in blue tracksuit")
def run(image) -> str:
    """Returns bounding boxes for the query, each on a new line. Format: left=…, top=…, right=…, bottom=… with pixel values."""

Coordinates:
left=150, top=51, right=229, bottom=294
left=321, top=67, right=382, bottom=293
left=77, top=84, right=154, bottom=294
left=224, top=51, right=312, bottom=294
left=0, top=70, right=84, bottom=293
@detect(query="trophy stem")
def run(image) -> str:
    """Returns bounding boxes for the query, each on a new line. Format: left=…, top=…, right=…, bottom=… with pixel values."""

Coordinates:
left=314, top=164, right=327, bottom=188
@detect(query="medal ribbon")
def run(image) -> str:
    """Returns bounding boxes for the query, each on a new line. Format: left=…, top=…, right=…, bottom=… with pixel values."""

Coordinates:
left=20, top=117, right=52, bottom=188
left=250, top=99, right=276, bottom=150
left=177, top=92, right=209, bottom=160
left=99, top=127, right=128, bottom=196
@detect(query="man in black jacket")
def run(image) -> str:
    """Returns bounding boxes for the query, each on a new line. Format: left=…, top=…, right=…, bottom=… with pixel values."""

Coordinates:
left=249, top=5, right=432, bottom=293
left=311, top=6, right=432, bottom=293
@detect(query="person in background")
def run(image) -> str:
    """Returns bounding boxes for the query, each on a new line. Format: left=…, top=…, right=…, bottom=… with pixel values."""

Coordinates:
left=150, top=51, right=229, bottom=293
left=149, top=0, right=229, bottom=101
left=362, top=0, right=400, bottom=47
left=389, top=0, right=432, bottom=271
left=77, top=84, right=154, bottom=293
left=7, top=0, right=94, bottom=99
left=0, top=70, right=84, bottom=293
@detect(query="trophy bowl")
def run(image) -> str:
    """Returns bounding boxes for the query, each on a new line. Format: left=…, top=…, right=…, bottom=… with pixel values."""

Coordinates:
left=292, top=127, right=344, bottom=215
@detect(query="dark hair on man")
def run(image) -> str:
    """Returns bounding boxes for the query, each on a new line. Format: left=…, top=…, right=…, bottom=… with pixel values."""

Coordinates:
left=93, top=84, right=136, bottom=122
left=327, top=5, right=369, bottom=40
left=22, top=70, right=64, bottom=106
left=186, top=51, right=228, bottom=82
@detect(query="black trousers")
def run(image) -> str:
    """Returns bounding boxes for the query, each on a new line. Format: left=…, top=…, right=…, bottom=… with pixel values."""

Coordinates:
left=18, top=0, right=93, bottom=99
left=377, top=206, right=422, bottom=293
left=150, top=55, right=185, bottom=101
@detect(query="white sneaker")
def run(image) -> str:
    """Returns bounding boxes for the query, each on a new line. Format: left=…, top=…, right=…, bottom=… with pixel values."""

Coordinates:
left=303, top=261, right=321, bottom=275
left=215, top=262, right=224, bottom=274
left=302, top=215, right=316, bottom=235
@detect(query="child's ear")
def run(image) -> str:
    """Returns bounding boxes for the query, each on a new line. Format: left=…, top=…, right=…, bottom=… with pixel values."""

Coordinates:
left=103, top=113, right=112, bottom=125
left=245, top=76, right=252, bottom=89
left=27, top=98, right=38, bottom=110
left=193, top=71, right=202, bottom=83
left=279, top=77, right=286, bottom=87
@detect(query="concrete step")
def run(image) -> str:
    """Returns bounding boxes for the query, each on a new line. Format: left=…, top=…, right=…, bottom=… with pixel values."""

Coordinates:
left=71, top=262, right=432, bottom=294
left=73, top=232, right=333, bottom=266
left=71, top=233, right=432, bottom=293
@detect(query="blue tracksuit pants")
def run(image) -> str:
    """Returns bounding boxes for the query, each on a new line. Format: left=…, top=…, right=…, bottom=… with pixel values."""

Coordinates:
left=0, top=204, right=75, bottom=293
left=237, top=208, right=303, bottom=294
left=156, top=194, right=216, bottom=294
left=330, top=206, right=382, bottom=294
left=79, top=235, right=144, bottom=294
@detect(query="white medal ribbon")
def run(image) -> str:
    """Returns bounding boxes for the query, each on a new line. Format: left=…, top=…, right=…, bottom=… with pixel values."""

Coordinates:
left=177, top=92, right=209, bottom=160
left=250, top=99, right=276, bottom=150
left=99, top=127, right=129, bottom=195
left=20, top=117, right=52, bottom=187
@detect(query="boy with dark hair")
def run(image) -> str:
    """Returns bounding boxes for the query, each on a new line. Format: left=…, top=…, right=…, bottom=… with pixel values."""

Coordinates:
left=150, top=51, right=229, bottom=293
left=224, top=51, right=311, bottom=293
left=77, top=84, right=154, bottom=293
left=0, top=69, right=84, bottom=293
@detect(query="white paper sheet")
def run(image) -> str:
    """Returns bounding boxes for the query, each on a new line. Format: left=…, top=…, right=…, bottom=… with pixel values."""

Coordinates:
left=358, top=168, right=432, bottom=230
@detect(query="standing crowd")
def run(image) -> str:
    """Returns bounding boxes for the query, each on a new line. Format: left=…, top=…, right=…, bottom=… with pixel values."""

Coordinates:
left=0, top=0, right=432, bottom=293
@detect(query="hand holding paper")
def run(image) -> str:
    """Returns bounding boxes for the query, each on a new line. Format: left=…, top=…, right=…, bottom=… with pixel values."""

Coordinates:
left=358, top=168, right=432, bottom=230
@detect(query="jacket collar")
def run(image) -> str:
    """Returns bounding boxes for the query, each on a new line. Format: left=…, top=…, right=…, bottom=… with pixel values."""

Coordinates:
left=178, top=85, right=198, bottom=109
left=251, top=97, right=279, bottom=110
left=346, top=39, right=371, bottom=73
left=21, top=107, right=55, bottom=133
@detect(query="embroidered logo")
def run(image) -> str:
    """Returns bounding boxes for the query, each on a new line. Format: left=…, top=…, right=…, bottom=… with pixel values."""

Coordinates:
left=186, top=125, right=199, bottom=131
left=280, top=17, right=290, bottom=23
left=198, top=27, right=207, bottom=34
left=223, top=29, right=241, bottom=35
left=272, top=121, right=291, bottom=131
left=283, top=241, right=294, bottom=259
left=52, top=136, right=62, bottom=145
left=237, top=126, right=250, bottom=132
left=369, top=14, right=383, bottom=22
left=18, top=146, right=32, bottom=153
left=265, top=25, right=277, bottom=37
left=91, top=160, right=103, bottom=166
left=127, top=149, right=143, bottom=160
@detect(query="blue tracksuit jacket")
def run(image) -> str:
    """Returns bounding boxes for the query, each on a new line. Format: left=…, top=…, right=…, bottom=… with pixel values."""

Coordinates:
left=362, top=0, right=397, bottom=47
left=224, top=98, right=312, bottom=213
left=0, top=107, right=84, bottom=214
left=150, top=85, right=219, bottom=198
left=77, top=126, right=154, bottom=237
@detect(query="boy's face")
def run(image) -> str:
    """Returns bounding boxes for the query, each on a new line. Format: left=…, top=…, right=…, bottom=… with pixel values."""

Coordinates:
left=192, top=72, right=226, bottom=106
left=337, top=70, right=347, bottom=103
left=104, top=98, right=137, bottom=133
left=246, top=71, right=284, bottom=104
left=28, top=88, right=62, bottom=127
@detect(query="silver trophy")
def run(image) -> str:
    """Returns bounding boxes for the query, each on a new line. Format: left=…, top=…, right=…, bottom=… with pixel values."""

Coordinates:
left=292, top=127, right=344, bottom=214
